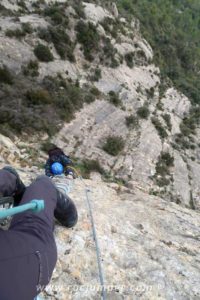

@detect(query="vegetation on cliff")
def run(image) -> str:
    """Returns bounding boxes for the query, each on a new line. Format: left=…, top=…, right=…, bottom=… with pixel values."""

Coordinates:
left=116, top=0, right=200, bottom=104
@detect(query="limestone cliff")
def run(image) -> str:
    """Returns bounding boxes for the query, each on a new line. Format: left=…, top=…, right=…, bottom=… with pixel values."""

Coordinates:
left=0, top=137, right=200, bottom=299
left=1, top=1, right=200, bottom=209
left=0, top=1, right=200, bottom=299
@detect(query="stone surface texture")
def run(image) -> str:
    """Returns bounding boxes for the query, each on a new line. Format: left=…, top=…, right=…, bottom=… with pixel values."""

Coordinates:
left=0, top=1, right=200, bottom=298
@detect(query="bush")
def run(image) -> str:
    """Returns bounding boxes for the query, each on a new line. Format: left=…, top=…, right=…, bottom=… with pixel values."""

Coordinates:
left=103, top=135, right=125, bottom=156
left=162, top=113, right=172, bottom=131
left=76, top=159, right=104, bottom=179
left=146, top=87, right=155, bottom=98
left=108, top=91, right=122, bottom=107
left=151, top=117, right=168, bottom=139
left=44, top=3, right=69, bottom=25
left=0, top=66, right=13, bottom=84
left=26, top=89, right=52, bottom=105
left=137, top=105, right=150, bottom=119
left=73, top=1, right=85, bottom=19
left=0, top=107, right=14, bottom=123
left=118, top=0, right=200, bottom=104
left=23, top=60, right=39, bottom=77
left=90, top=86, right=101, bottom=97
left=76, top=21, right=100, bottom=61
left=84, top=93, right=95, bottom=104
left=124, top=52, right=134, bottom=68
left=21, top=22, right=33, bottom=34
left=154, top=151, right=174, bottom=187
left=125, top=115, right=138, bottom=128
left=38, top=26, right=75, bottom=61
left=5, top=28, right=25, bottom=39
left=110, top=57, right=120, bottom=68
left=103, top=38, right=116, bottom=58
left=34, top=44, right=54, bottom=62
left=100, top=17, right=125, bottom=39
left=90, top=67, right=101, bottom=82
left=160, top=152, right=174, bottom=167
left=17, top=0, right=27, bottom=9
left=0, top=4, right=14, bottom=16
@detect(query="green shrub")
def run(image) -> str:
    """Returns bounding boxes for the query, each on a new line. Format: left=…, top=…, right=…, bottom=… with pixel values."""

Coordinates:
left=90, top=67, right=102, bottom=82
left=179, top=110, right=198, bottom=137
left=26, top=89, right=52, bottom=105
left=117, top=0, right=200, bottom=104
left=154, top=151, right=174, bottom=187
left=23, top=60, right=39, bottom=77
left=73, top=1, right=85, bottom=19
left=76, top=159, right=104, bottom=179
left=151, top=116, right=168, bottom=139
left=103, top=38, right=117, bottom=59
left=110, top=57, right=120, bottom=68
left=162, top=113, right=172, bottom=131
left=90, top=86, right=101, bottom=97
left=44, top=3, right=69, bottom=25
left=0, top=66, right=13, bottom=84
left=0, top=4, right=14, bottom=16
left=160, top=152, right=174, bottom=167
left=108, top=91, right=122, bottom=107
left=5, top=28, right=25, bottom=39
left=124, top=52, right=134, bottom=68
left=84, top=93, right=95, bottom=104
left=76, top=21, right=100, bottom=61
left=146, top=87, right=155, bottom=98
left=156, top=100, right=164, bottom=111
left=34, top=44, right=54, bottom=62
left=38, top=27, right=52, bottom=42
left=21, top=22, right=33, bottom=34
left=137, top=105, right=150, bottom=119
left=103, top=135, right=125, bottom=156
left=38, top=26, right=75, bottom=61
left=17, top=0, right=27, bottom=9
left=100, top=17, right=113, bottom=34
left=0, top=107, right=14, bottom=123
left=125, top=115, right=138, bottom=128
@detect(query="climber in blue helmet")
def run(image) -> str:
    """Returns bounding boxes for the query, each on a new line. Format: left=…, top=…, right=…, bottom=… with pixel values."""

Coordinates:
left=45, top=146, right=76, bottom=178
left=0, top=166, right=78, bottom=300
left=51, top=162, right=64, bottom=175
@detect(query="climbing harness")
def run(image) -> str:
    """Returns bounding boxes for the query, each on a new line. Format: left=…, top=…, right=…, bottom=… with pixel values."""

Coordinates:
left=79, top=176, right=107, bottom=300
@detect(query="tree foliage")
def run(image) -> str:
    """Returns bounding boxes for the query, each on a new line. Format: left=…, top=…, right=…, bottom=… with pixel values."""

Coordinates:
left=117, top=0, right=200, bottom=104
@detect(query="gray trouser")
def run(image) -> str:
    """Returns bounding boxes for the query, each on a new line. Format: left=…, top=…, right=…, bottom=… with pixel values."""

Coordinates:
left=0, top=170, right=57, bottom=300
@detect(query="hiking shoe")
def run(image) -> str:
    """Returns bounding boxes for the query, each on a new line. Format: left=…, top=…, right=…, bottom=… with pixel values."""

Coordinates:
left=3, top=166, right=26, bottom=206
left=54, top=189, right=78, bottom=228
left=65, top=167, right=77, bottom=179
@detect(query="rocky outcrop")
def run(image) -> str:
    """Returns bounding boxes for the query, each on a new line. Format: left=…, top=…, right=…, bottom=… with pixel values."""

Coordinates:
left=1, top=159, right=199, bottom=300
left=46, top=179, right=200, bottom=300
left=0, top=0, right=200, bottom=296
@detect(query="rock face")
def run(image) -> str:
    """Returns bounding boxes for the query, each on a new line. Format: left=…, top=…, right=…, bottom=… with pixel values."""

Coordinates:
left=1, top=0, right=200, bottom=296
left=1, top=157, right=200, bottom=300
left=47, top=179, right=200, bottom=300
left=0, top=0, right=199, bottom=210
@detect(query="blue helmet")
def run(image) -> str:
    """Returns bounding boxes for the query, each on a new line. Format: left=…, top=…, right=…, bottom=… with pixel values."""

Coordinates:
left=51, top=162, right=64, bottom=175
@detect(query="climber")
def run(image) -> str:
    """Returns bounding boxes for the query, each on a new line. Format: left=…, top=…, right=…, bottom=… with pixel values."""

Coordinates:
left=45, top=146, right=76, bottom=178
left=0, top=166, right=78, bottom=300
